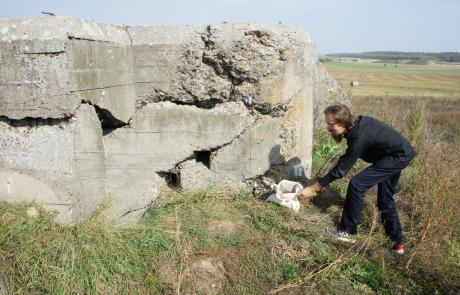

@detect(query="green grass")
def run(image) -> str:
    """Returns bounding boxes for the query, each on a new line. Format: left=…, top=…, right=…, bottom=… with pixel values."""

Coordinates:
left=0, top=203, right=172, bottom=294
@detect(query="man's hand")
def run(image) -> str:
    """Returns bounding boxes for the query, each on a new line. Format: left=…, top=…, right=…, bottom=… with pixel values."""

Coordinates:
left=297, top=179, right=322, bottom=198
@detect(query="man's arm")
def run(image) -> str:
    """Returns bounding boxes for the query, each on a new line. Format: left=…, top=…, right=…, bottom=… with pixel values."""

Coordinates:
left=297, top=149, right=359, bottom=198
left=318, top=140, right=363, bottom=187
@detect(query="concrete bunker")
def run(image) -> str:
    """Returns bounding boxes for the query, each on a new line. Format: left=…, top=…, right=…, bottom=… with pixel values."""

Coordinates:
left=0, top=16, right=344, bottom=224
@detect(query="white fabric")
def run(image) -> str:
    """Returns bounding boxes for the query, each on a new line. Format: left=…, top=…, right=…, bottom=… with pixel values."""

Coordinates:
left=266, top=180, right=303, bottom=213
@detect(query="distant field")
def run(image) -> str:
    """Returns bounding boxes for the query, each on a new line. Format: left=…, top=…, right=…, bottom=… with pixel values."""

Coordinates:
left=322, top=61, right=460, bottom=97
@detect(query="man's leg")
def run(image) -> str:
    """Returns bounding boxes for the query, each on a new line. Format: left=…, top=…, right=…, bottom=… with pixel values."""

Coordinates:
left=340, top=166, right=400, bottom=234
left=377, top=172, right=403, bottom=244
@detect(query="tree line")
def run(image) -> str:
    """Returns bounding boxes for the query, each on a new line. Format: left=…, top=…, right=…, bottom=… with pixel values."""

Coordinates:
left=326, top=51, right=460, bottom=62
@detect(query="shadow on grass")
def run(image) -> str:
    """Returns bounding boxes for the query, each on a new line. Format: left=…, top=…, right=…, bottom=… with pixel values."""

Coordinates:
left=309, top=187, right=345, bottom=213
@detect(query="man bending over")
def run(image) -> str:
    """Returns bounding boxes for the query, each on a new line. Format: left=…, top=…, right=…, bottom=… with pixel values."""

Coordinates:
left=299, top=104, right=415, bottom=254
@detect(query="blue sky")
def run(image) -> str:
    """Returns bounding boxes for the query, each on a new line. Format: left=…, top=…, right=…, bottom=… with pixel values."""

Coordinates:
left=1, top=0, right=458, bottom=54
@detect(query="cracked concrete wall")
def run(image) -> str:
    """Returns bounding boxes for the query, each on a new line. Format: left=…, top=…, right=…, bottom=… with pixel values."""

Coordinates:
left=103, top=101, right=256, bottom=221
left=0, top=17, right=343, bottom=224
left=0, top=17, right=132, bottom=121
left=0, top=104, right=105, bottom=223
left=67, top=39, right=136, bottom=126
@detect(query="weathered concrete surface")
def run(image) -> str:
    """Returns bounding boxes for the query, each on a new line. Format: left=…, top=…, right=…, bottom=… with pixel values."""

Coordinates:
left=105, top=101, right=255, bottom=172
left=0, top=104, right=106, bottom=223
left=0, top=38, right=80, bottom=120
left=180, top=115, right=281, bottom=189
left=67, top=39, right=136, bottom=126
left=130, top=23, right=315, bottom=107
left=0, top=16, right=134, bottom=124
left=0, top=169, right=72, bottom=223
left=128, top=25, right=213, bottom=104
left=104, top=101, right=256, bottom=199
left=69, top=104, right=107, bottom=220
left=0, top=17, right=344, bottom=223
left=312, top=62, right=346, bottom=125
left=130, top=23, right=320, bottom=176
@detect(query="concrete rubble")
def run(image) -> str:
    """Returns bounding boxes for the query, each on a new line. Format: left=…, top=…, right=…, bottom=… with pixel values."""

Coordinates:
left=0, top=16, right=344, bottom=223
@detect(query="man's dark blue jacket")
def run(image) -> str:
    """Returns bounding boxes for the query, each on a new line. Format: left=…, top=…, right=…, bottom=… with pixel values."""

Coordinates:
left=318, top=116, right=416, bottom=187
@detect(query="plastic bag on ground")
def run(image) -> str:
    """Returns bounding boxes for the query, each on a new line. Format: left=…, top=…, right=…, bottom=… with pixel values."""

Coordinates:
left=266, top=180, right=303, bottom=213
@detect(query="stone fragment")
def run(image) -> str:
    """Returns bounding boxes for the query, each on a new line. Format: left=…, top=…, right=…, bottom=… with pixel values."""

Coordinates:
left=26, top=206, right=39, bottom=218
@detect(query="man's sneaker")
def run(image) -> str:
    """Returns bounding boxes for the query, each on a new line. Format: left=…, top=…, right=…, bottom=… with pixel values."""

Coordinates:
left=392, top=243, right=405, bottom=255
left=327, top=226, right=356, bottom=244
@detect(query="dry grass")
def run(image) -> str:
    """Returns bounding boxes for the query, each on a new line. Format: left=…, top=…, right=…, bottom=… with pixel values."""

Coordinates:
left=323, top=61, right=460, bottom=97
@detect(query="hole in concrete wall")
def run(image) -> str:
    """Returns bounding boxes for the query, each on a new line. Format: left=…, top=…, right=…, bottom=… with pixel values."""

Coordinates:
left=102, top=127, right=116, bottom=136
left=157, top=171, right=181, bottom=189
left=93, top=104, right=126, bottom=129
left=194, top=150, right=211, bottom=169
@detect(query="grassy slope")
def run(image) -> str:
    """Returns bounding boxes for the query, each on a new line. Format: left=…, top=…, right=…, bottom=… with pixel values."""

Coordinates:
left=2, top=186, right=445, bottom=295
left=322, top=61, right=460, bottom=97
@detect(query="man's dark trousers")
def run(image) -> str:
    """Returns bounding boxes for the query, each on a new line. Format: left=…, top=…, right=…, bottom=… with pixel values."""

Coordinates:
left=339, top=166, right=404, bottom=244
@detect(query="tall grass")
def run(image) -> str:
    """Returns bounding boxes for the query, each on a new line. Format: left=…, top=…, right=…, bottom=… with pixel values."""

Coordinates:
left=0, top=203, right=171, bottom=294
left=403, top=110, right=460, bottom=278
left=406, top=103, right=425, bottom=146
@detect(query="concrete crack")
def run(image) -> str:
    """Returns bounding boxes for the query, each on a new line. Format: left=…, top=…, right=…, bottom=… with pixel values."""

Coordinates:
left=156, top=115, right=263, bottom=181
left=122, top=25, right=134, bottom=46
left=210, top=115, right=262, bottom=152
left=250, top=90, right=299, bottom=117
left=120, top=205, right=148, bottom=218
left=67, top=36, right=113, bottom=43
left=0, top=115, right=69, bottom=127
left=136, top=88, right=224, bottom=110
left=69, top=83, right=136, bottom=93
left=23, top=50, right=65, bottom=55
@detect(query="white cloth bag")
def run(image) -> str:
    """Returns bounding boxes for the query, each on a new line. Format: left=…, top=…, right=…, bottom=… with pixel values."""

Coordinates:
left=266, top=180, right=303, bottom=213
